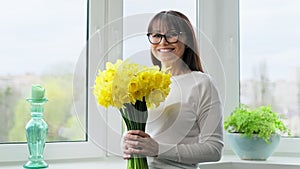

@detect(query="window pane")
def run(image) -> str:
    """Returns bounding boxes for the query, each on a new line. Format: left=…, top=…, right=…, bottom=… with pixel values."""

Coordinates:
left=0, top=0, right=87, bottom=143
left=240, top=0, right=300, bottom=137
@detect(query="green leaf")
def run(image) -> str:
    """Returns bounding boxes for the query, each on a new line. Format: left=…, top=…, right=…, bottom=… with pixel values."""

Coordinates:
left=224, top=104, right=291, bottom=143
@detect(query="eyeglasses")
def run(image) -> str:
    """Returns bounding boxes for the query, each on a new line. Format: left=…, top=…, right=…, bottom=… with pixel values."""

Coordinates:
left=146, top=32, right=184, bottom=44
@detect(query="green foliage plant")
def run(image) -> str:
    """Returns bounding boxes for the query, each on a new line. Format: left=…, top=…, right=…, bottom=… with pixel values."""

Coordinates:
left=224, top=104, right=291, bottom=143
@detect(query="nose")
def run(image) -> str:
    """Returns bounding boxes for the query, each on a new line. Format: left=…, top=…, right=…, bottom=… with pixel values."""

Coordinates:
left=160, top=35, right=169, bottom=45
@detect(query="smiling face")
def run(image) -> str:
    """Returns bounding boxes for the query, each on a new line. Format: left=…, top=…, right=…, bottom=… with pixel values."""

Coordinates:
left=149, top=27, right=186, bottom=67
left=148, top=11, right=204, bottom=73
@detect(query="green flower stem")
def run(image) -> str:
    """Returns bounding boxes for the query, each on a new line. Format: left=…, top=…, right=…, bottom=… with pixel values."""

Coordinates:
left=120, top=99, right=149, bottom=169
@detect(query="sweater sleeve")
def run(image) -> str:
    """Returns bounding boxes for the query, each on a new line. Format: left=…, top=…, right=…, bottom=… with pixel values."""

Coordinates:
left=157, top=75, right=224, bottom=164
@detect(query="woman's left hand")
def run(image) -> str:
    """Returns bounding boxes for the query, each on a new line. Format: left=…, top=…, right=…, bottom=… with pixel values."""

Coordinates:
left=123, top=130, right=159, bottom=157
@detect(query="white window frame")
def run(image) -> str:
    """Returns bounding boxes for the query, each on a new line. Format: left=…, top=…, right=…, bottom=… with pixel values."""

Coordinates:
left=88, top=0, right=123, bottom=157
left=0, top=0, right=123, bottom=162
left=198, top=0, right=300, bottom=156
left=2, top=0, right=299, bottom=163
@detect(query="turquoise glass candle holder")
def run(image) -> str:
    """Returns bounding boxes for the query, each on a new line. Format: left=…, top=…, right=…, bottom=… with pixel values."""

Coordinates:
left=23, top=85, right=48, bottom=168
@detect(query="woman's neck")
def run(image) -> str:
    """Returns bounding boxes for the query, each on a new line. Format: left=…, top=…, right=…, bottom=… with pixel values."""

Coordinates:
left=163, top=60, right=191, bottom=76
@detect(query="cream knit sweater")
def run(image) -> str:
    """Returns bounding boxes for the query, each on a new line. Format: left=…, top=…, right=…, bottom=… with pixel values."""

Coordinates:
left=147, top=71, right=224, bottom=169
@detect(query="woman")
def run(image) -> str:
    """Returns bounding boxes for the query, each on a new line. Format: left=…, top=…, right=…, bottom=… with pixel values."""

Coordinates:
left=123, top=10, right=224, bottom=169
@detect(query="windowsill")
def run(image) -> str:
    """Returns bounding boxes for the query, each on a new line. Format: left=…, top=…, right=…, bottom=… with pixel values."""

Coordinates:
left=200, top=154, right=300, bottom=169
left=0, top=157, right=127, bottom=169
left=1, top=154, right=300, bottom=169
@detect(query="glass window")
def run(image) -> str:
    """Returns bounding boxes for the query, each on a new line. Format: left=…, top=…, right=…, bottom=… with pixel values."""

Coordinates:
left=240, top=0, right=300, bottom=137
left=0, top=0, right=87, bottom=143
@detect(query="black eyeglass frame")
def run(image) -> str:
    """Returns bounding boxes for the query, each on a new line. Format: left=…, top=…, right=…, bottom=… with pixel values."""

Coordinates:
left=146, top=32, right=184, bottom=44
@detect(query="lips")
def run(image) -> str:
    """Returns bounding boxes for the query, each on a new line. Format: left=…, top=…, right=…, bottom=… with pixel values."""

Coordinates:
left=158, top=48, right=174, bottom=53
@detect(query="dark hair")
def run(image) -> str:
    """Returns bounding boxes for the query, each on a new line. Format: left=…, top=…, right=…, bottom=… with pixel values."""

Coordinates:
left=148, top=10, right=203, bottom=72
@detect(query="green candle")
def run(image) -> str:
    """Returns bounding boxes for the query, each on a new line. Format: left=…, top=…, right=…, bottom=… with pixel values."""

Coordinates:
left=31, top=84, right=45, bottom=99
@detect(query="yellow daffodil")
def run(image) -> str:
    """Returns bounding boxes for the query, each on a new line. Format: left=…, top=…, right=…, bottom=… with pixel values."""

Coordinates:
left=93, top=59, right=171, bottom=109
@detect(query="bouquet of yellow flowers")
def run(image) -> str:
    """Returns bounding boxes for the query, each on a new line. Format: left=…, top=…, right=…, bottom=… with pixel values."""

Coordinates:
left=93, top=59, right=171, bottom=169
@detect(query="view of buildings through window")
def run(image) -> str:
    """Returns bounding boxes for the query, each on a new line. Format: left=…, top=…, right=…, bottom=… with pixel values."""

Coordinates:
left=240, top=0, right=300, bottom=136
left=0, top=1, right=87, bottom=143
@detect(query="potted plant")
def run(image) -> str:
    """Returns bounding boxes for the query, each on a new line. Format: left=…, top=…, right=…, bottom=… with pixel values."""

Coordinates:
left=224, top=104, right=290, bottom=160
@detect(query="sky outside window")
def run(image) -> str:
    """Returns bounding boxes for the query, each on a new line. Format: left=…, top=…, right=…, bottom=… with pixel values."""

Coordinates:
left=240, top=0, right=300, bottom=136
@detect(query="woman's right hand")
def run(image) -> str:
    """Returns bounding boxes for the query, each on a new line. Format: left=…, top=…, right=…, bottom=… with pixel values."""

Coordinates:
left=123, top=130, right=159, bottom=159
